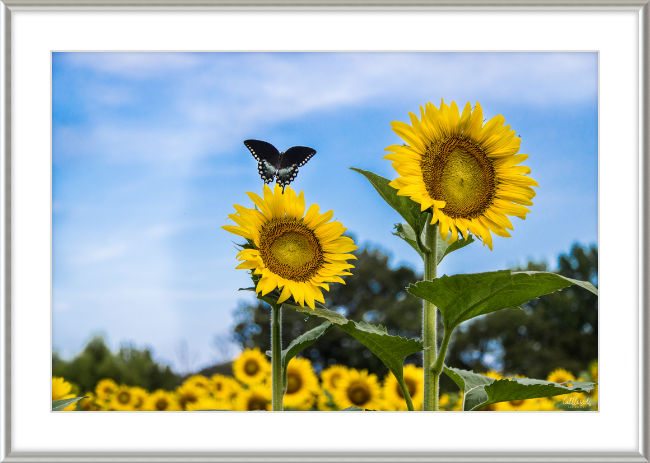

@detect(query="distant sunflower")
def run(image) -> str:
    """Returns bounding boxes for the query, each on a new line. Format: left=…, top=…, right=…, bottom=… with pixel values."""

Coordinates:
left=95, top=378, right=118, bottom=401
left=233, top=348, right=271, bottom=385
left=176, top=383, right=203, bottom=410
left=332, top=369, right=382, bottom=410
left=382, top=364, right=424, bottom=411
left=146, top=390, right=180, bottom=411
left=234, top=385, right=271, bottom=411
left=130, top=387, right=149, bottom=411
left=320, top=365, right=349, bottom=392
left=183, top=375, right=211, bottom=395
left=223, top=183, right=357, bottom=310
left=547, top=368, right=575, bottom=385
left=52, top=377, right=76, bottom=411
left=111, top=385, right=135, bottom=411
left=385, top=100, right=537, bottom=250
left=283, top=357, right=319, bottom=410
left=209, top=374, right=240, bottom=401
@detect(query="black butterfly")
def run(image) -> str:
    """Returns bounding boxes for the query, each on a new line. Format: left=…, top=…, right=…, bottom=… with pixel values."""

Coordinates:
left=244, top=139, right=316, bottom=188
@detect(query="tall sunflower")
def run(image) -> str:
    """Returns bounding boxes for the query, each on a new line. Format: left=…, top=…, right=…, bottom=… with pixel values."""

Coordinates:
left=283, top=357, right=320, bottom=410
left=233, top=348, right=271, bottom=385
left=332, top=369, right=382, bottom=410
left=384, top=100, right=538, bottom=249
left=223, top=183, right=357, bottom=310
left=382, top=364, right=424, bottom=411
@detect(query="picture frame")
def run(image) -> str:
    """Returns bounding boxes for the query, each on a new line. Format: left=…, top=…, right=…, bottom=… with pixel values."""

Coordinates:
left=0, top=0, right=646, bottom=461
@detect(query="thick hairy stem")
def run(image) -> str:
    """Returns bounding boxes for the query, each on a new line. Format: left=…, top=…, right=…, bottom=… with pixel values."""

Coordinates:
left=422, top=217, right=439, bottom=411
left=271, top=303, right=284, bottom=411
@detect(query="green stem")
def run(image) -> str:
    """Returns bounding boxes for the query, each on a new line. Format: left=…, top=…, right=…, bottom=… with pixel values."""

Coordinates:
left=431, top=329, right=452, bottom=385
left=422, top=216, right=439, bottom=411
left=271, top=303, right=283, bottom=411
left=398, top=378, right=416, bottom=411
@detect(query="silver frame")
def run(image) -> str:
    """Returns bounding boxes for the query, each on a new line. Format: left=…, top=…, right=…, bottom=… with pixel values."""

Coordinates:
left=0, top=1, right=646, bottom=462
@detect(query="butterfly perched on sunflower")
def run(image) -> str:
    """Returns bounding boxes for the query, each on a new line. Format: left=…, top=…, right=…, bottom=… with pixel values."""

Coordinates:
left=244, top=139, right=316, bottom=188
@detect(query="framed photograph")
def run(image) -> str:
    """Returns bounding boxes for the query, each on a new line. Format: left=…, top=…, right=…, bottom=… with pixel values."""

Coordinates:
left=1, top=0, right=646, bottom=461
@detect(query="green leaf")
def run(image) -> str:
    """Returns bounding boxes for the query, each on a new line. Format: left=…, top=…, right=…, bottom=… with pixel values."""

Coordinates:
left=287, top=301, right=424, bottom=408
left=52, top=396, right=87, bottom=411
left=436, top=233, right=474, bottom=265
left=340, top=406, right=368, bottom=411
left=350, top=168, right=424, bottom=235
left=443, top=366, right=596, bottom=411
left=408, top=270, right=598, bottom=331
left=242, top=285, right=424, bottom=407
left=280, top=322, right=333, bottom=390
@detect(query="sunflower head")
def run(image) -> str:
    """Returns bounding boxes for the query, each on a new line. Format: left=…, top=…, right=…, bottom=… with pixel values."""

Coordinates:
left=320, top=364, right=349, bottom=392
left=384, top=100, right=538, bottom=250
left=223, top=183, right=357, bottom=310
left=233, top=348, right=271, bottom=386
left=111, top=385, right=135, bottom=411
left=130, top=386, right=149, bottom=411
left=234, top=385, right=272, bottom=411
left=209, top=374, right=240, bottom=401
left=182, top=375, right=211, bottom=394
left=185, top=396, right=230, bottom=411
left=146, top=389, right=181, bottom=411
left=95, top=378, right=118, bottom=400
left=546, top=368, right=575, bottom=385
left=52, top=377, right=77, bottom=410
left=176, top=383, right=203, bottom=410
left=283, top=357, right=319, bottom=410
left=332, top=369, right=382, bottom=410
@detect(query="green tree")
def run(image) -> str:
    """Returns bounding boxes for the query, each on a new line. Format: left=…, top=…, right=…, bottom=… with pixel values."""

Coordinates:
left=231, top=244, right=423, bottom=376
left=52, top=336, right=180, bottom=393
left=445, top=244, right=598, bottom=380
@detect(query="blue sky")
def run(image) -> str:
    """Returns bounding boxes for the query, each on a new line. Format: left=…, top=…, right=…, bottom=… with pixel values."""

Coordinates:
left=52, top=52, right=598, bottom=373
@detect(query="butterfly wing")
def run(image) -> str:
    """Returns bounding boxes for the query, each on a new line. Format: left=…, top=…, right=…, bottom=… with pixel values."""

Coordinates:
left=244, top=139, right=281, bottom=184
left=276, top=146, right=316, bottom=187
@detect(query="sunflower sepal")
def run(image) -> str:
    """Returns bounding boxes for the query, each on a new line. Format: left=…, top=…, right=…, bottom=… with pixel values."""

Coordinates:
left=351, top=167, right=427, bottom=239
left=394, top=222, right=475, bottom=264
left=443, top=366, right=596, bottom=411
left=52, top=396, right=88, bottom=411
left=408, top=270, right=599, bottom=333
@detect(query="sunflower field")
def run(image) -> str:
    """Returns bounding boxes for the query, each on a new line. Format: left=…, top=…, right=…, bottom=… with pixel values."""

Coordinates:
left=52, top=348, right=598, bottom=411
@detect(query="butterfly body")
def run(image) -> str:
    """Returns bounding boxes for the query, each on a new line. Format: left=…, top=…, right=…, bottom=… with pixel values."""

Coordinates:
left=244, top=139, right=316, bottom=188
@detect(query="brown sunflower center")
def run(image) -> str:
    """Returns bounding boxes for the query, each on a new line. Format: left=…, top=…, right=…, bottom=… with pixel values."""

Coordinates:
left=348, top=382, right=371, bottom=406
left=259, top=219, right=323, bottom=282
left=247, top=397, right=268, bottom=411
left=117, top=391, right=131, bottom=404
left=421, top=136, right=496, bottom=219
left=244, top=359, right=260, bottom=376
left=155, top=398, right=168, bottom=410
left=396, top=377, right=417, bottom=399
left=509, top=399, right=525, bottom=407
left=329, top=373, right=342, bottom=388
left=286, top=372, right=303, bottom=394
